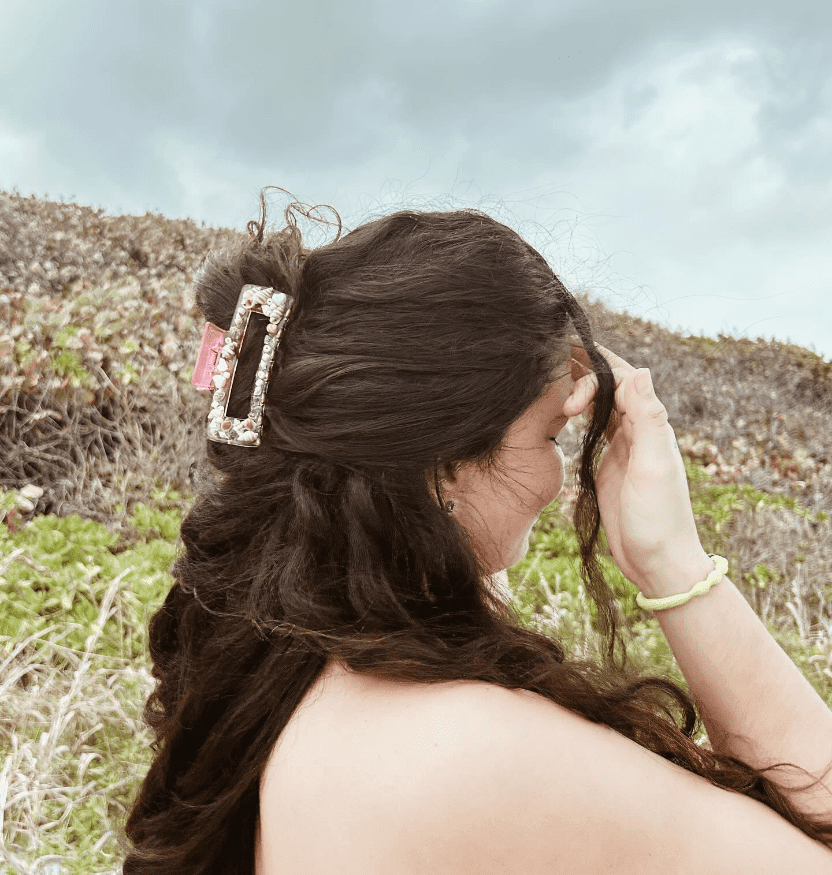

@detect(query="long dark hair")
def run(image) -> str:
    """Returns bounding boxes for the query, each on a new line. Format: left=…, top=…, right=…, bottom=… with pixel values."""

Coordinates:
left=121, top=188, right=832, bottom=872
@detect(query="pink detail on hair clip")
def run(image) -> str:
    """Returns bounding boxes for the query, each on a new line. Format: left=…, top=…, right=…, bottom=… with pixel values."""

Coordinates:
left=191, top=322, right=226, bottom=391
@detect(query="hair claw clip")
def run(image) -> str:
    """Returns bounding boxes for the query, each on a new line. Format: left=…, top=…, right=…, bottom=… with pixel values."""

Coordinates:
left=193, top=284, right=294, bottom=447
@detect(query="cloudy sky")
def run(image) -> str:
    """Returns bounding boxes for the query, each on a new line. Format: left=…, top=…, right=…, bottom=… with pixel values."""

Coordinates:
left=3, top=0, right=831, bottom=360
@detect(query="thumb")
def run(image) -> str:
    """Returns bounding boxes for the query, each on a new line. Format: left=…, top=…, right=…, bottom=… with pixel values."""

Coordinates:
left=628, top=368, right=678, bottom=473
left=634, top=367, right=654, bottom=398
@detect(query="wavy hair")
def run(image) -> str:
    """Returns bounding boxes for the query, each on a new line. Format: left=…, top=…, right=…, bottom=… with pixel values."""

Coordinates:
left=121, top=188, right=832, bottom=872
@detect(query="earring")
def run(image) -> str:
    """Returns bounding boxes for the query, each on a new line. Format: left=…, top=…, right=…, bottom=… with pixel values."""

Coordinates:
left=438, top=462, right=461, bottom=513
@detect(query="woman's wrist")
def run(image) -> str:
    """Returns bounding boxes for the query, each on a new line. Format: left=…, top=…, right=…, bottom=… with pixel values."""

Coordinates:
left=636, top=550, right=718, bottom=601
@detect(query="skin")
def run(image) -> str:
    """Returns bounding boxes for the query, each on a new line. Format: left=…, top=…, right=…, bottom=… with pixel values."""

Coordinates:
left=437, top=356, right=579, bottom=576
left=438, top=336, right=705, bottom=589
left=259, top=341, right=832, bottom=874
left=566, top=339, right=707, bottom=591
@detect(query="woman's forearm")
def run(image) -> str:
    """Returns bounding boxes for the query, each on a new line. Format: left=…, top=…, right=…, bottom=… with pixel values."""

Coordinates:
left=644, top=555, right=832, bottom=821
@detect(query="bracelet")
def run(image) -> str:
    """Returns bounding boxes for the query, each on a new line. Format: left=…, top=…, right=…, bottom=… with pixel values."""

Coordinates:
left=635, top=554, right=729, bottom=611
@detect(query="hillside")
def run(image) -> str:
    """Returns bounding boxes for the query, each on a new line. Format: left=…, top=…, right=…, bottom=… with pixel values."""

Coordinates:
left=0, top=190, right=237, bottom=528
left=2, top=188, right=831, bottom=528
left=1, top=189, right=831, bottom=874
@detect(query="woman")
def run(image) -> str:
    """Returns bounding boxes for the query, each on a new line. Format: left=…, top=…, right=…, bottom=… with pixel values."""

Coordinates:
left=121, top=189, right=832, bottom=873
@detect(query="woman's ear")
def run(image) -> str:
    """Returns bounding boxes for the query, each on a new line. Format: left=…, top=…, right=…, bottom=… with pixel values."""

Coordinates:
left=439, top=461, right=464, bottom=484
left=570, top=355, right=590, bottom=382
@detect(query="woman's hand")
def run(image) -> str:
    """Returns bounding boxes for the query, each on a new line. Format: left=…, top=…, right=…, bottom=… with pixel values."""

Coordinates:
left=563, top=339, right=708, bottom=594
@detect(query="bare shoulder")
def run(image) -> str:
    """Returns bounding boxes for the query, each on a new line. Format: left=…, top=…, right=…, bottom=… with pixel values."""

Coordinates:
left=258, top=672, right=832, bottom=873
left=418, top=682, right=832, bottom=875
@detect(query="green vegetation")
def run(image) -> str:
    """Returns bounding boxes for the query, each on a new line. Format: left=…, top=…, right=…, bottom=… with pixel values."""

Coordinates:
left=1, top=489, right=180, bottom=875
left=3, top=452, right=831, bottom=873
left=2, top=191, right=831, bottom=873
left=507, top=456, right=832, bottom=721
left=0, top=496, right=178, bottom=664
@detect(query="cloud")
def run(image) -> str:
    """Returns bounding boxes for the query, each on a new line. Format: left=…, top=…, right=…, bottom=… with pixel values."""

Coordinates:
left=1, top=0, right=830, bottom=355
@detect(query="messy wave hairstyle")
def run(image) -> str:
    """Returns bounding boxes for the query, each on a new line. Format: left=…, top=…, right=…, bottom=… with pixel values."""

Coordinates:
left=121, top=187, right=832, bottom=872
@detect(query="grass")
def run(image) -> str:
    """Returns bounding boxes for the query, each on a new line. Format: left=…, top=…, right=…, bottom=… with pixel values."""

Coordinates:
left=1, top=495, right=180, bottom=874
left=2, top=461, right=831, bottom=873
left=1, top=190, right=831, bottom=872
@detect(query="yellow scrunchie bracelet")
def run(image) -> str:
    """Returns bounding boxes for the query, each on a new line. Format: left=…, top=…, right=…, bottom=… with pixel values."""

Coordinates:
left=635, top=554, right=729, bottom=611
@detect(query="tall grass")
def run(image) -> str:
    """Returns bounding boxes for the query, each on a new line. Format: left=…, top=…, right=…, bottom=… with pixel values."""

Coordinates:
left=1, top=190, right=830, bottom=872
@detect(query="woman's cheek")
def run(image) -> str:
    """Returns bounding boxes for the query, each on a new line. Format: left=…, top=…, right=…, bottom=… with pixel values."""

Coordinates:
left=529, top=448, right=565, bottom=513
left=551, top=442, right=567, bottom=499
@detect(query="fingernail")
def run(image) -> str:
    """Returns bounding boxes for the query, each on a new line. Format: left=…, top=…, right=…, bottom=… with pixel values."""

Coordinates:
left=635, top=369, right=652, bottom=396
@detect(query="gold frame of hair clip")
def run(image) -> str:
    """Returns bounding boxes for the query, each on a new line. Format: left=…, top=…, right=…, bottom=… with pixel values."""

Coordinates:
left=206, top=284, right=295, bottom=447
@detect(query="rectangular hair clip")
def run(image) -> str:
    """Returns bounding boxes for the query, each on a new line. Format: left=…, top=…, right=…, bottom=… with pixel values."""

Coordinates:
left=196, top=284, right=294, bottom=447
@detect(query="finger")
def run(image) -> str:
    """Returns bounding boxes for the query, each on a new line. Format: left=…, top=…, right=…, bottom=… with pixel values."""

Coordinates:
left=585, top=399, right=623, bottom=443
left=571, top=391, right=622, bottom=444
left=563, top=367, right=629, bottom=417
left=567, top=339, right=638, bottom=376
left=591, top=343, right=638, bottom=375
left=623, top=368, right=676, bottom=471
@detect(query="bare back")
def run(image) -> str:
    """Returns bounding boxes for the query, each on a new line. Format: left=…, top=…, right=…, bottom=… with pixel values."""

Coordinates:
left=255, top=660, right=528, bottom=874
left=255, top=660, right=832, bottom=874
